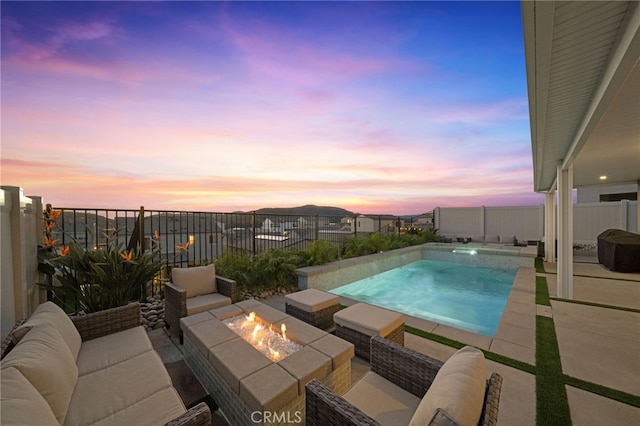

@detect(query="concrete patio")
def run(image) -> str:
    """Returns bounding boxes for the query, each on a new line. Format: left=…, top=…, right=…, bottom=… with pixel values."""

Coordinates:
left=151, top=261, right=640, bottom=425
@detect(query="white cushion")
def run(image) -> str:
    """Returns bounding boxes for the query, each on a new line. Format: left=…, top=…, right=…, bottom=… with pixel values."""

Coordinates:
left=2, top=323, right=79, bottom=424
left=0, top=366, right=59, bottom=426
left=76, top=326, right=153, bottom=376
left=334, top=303, right=404, bottom=337
left=285, top=289, right=340, bottom=312
left=186, top=293, right=231, bottom=316
left=172, top=264, right=217, bottom=298
left=64, top=350, right=174, bottom=426
left=90, top=387, right=185, bottom=426
left=409, top=346, right=487, bottom=426
left=11, top=301, right=82, bottom=359
left=343, top=371, right=421, bottom=426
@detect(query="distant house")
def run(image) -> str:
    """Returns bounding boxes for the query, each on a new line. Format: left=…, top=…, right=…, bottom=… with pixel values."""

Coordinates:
left=260, top=218, right=300, bottom=233
left=413, top=213, right=434, bottom=229
left=226, top=229, right=314, bottom=254
left=342, top=215, right=404, bottom=234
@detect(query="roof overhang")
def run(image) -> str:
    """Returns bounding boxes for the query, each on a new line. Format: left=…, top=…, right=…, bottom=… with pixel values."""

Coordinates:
left=522, top=0, right=640, bottom=193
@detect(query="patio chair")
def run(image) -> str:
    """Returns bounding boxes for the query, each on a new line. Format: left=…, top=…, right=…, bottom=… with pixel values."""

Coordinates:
left=306, top=336, right=502, bottom=426
left=165, top=264, right=239, bottom=342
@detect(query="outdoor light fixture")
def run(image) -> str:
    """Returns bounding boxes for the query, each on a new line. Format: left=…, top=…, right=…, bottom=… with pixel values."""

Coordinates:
left=599, top=175, right=607, bottom=180
left=189, top=235, right=195, bottom=245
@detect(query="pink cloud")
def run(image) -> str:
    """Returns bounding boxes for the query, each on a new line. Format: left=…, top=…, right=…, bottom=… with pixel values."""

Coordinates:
left=1, top=153, right=540, bottom=215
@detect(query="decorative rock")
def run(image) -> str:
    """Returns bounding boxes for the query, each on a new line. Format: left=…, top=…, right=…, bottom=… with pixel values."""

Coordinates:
left=140, top=297, right=166, bottom=333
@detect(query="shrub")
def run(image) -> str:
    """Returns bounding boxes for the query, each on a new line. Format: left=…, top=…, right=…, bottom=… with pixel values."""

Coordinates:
left=39, top=239, right=161, bottom=314
left=305, top=239, right=340, bottom=265
left=213, top=228, right=442, bottom=297
left=215, top=249, right=305, bottom=296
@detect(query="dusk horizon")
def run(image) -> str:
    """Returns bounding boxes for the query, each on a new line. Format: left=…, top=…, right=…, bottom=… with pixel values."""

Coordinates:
left=1, top=1, right=545, bottom=215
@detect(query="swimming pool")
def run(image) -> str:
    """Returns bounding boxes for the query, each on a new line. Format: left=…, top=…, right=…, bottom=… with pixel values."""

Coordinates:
left=329, top=259, right=516, bottom=337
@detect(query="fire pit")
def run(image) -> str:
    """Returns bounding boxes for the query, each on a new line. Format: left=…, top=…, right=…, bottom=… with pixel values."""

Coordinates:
left=181, top=300, right=354, bottom=426
left=223, top=311, right=302, bottom=362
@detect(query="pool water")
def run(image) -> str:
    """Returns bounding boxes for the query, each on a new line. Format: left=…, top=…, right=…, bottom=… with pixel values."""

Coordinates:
left=329, top=259, right=516, bottom=337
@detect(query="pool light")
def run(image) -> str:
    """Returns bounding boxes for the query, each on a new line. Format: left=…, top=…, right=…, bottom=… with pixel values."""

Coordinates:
left=452, top=249, right=478, bottom=255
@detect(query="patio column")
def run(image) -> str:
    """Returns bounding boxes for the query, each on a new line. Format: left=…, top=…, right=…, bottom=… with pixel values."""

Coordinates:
left=544, top=191, right=556, bottom=263
left=557, top=164, right=573, bottom=299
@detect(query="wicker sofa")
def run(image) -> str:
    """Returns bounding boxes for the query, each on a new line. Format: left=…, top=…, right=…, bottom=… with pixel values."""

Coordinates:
left=0, top=301, right=210, bottom=426
left=306, top=336, right=502, bottom=426
left=165, top=264, right=239, bottom=342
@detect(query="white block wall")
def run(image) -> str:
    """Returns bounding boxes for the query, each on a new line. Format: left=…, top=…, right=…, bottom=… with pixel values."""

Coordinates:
left=1, top=187, right=43, bottom=341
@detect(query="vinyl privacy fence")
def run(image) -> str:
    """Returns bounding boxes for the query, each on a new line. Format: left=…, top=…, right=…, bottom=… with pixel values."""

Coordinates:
left=434, top=200, right=637, bottom=244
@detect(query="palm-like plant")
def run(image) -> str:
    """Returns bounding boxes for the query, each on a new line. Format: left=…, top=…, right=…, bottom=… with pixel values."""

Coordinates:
left=39, top=239, right=162, bottom=314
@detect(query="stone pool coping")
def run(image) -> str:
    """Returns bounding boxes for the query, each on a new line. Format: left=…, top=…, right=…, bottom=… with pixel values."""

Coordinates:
left=295, top=242, right=536, bottom=292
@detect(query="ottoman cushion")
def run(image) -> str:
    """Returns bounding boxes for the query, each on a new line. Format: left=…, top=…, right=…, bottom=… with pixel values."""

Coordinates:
left=285, top=289, right=340, bottom=313
left=334, top=303, right=404, bottom=337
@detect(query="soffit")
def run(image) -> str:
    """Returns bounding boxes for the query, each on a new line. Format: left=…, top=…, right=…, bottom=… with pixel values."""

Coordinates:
left=523, top=0, right=640, bottom=192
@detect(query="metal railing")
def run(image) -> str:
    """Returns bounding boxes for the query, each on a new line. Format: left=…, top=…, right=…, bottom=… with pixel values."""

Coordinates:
left=49, top=207, right=414, bottom=273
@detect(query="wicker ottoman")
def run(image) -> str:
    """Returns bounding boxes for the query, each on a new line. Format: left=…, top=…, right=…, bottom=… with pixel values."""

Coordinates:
left=285, top=289, right=341, bottom=330
left=334, top=303, right=404, bottom=360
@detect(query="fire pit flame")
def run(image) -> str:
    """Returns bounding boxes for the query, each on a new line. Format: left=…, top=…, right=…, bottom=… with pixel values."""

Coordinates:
left=223, top=311, right=301, bottom=362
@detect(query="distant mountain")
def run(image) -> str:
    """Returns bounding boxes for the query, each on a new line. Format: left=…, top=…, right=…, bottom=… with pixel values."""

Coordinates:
left=255, top=205, right=355, bottom=217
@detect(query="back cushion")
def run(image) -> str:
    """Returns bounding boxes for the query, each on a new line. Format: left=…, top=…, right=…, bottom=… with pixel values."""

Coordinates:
left=2, top=323, right=79, bottom=424
left=409, top=346, right=487, bottom=426
left=10, top=301, right=82, bottom=359
left=0, top=366, right=59, bottom=426
left=172, top=264, right=217, bottom=298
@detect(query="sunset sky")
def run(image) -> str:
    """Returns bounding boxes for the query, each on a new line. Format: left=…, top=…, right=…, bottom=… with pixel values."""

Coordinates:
left=1, top=1, right=544, bottom=215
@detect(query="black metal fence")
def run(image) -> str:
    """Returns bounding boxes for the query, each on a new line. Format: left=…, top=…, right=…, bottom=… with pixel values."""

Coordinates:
left=49, top=207, right=418, bottom=275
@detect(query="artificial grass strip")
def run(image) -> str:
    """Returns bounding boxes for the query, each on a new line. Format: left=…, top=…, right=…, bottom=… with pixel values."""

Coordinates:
left=404, top=325, right=536, bottom=374
left=541, top=270, right=640, bottom=284
left=404, top=325, right=465, bottom=349
left=549, top=297, right=640, bottom=314
left=563, top=375, right=640, bottom=408
left=536, top=275, right=551, bottom=306
left=536, top=315, right=572, bottom=425
left=535, top=257, right=546, bottom=274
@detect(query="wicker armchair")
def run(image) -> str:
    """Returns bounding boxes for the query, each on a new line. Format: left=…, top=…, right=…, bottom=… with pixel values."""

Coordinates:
left=306, top=336, right=503, bottom=426
left=165, top=266, right=239, bottom=342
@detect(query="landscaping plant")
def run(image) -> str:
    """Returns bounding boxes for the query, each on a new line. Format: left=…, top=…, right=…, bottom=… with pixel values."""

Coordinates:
left=38, top=206, right=162, bottom=313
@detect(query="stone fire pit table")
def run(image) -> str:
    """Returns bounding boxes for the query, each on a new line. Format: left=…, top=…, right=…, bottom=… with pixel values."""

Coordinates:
left=180, top=299, right=354, bottom=426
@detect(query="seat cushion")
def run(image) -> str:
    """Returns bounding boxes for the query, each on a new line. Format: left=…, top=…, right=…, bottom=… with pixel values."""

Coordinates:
left=2, top=323, right=79, bottom=424
left=285, top=289, right=340, bottom=312
left=64, top=350, right=174, bottom=426
left=409, top=346, right=487, bottom=426
left=172, top=264, right=217, bottom=298
left=0, top=366, right=59, bottom=426
left=10, top=301, right=82, bottom=359
left=76, top=326, right=153, bottom=376
left=343, top=371, right=421, bottom=426
left=91, top=387, right=185, bottom=426
left=186, top=292, right=231, bottom=316
left=334, top=303, right=404, bottom=337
